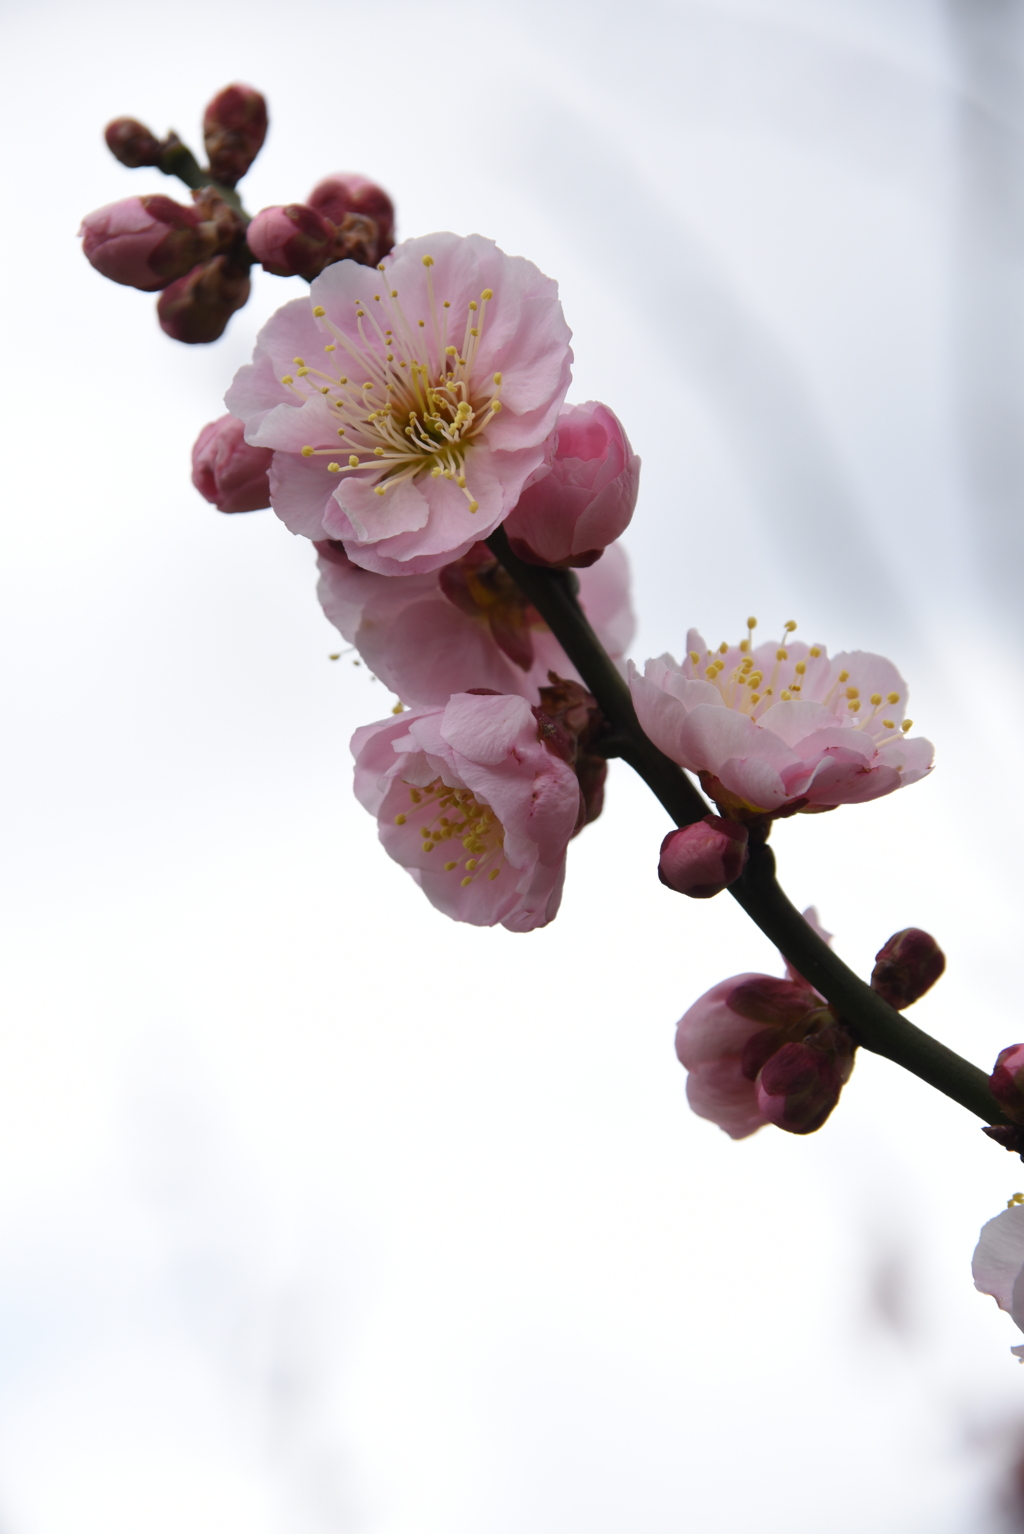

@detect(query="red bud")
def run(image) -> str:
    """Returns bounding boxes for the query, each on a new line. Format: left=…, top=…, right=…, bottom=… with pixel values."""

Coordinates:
left=104, top=117, right=163, bottom=168
left=658, top=816, right=748, bottom=899
left=202, top=84, right=268, bottom=187
left=870, top=927, right=945, bottom=1009
left=157, top=256, right=250, bottom=344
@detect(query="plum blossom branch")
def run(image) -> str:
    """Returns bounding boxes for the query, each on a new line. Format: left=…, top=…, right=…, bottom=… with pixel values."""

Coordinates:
left=485, top=526, right=1006, bottom=1127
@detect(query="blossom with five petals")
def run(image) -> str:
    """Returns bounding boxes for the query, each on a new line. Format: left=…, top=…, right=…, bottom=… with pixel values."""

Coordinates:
left=317, top=540, right=634, bottom=707
left=225, top=232, right=573, bottom=575
left=629, top=622, right=933, bottom=817
left=352, top=691, right=582, bottom=931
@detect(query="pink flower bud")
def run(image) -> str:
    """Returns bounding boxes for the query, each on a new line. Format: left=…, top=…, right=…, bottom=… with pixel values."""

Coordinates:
left=755, top=1032, right=854, bottom=1135
left=308, top=173, right=395, bottom=261
left=870, top=927, right=945, bottom=1009
left=157, top=255, right=250, bottom=344
left=104, top=116, right=163, bottom=168
left=658, top=815, right=748, bottom=899
left=79, top=196, right=216, bottom=292
left=990, top=1044, right=1024, bottom=1126
left=246, top=203, right=337, bottom=279
left=503, top=402, right=641, bottom=569
left=191, top=415, right=272, bottom=514
left=202, top=84, right=268, bottom=187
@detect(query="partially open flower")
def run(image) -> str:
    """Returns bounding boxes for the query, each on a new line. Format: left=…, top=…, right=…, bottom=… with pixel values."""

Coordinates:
left=192, top=415, right=273, bottom=513
left=675, top=908, right=854, bottom=1139
left=316, top=539, right=633, bottom=706
left=503, top=401, right=640, bottom=568
left=658, top=815, right=748, bottom=899
left=973, top=1200, right=1024, bottom=1359
left=225, top=232, right=573, bottom=574
left=629, top=621, right=933, bottom=819
left=352, top=691, right=582, bottom=931
left=79, top=195, right=216, bottom=292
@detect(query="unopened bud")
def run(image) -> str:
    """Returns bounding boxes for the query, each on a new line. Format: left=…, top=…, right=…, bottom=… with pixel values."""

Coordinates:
left=504, top=402, right=641, bottom=569
left=157, top=255, right=250, bottom=344
left=104, top=116, right=163, bottom=168
left=246, top=203, right=337, bottom=279
left=79, top=196, right=216, bottom=292
left=191, top=415, right=272, bottom=513
left=755, top=1031, right=854, bottom=1135
left=307, top=173, right=395, bottom=263
left=202, top=84, right=268, bottom=187
left=658, top=815, right=748, bottom=899
left=990, top=1044, right=1024, bottom=1126
left=870, top=927, right=945, bottom=1009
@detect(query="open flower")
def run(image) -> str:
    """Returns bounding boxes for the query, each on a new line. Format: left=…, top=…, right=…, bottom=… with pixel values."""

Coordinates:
left=225, top=232, right=573, bottom=575
left=352, top=691, right=582, bottom=931
left=973, top=1199, right=1024, bottom=1360
left=317, top=539, right=633, bottom=706
left=676, top=908, right=855, bottom=1139
left=629, top=620, right=933, bottom=818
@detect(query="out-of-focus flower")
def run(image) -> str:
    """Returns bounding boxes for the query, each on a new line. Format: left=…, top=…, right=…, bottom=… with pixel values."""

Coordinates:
left=351, top=690, right=582, bottom=932
left=675, top=907, right=854, bottom=1139
left=191, top=415, right=273, bottom=513
left=629, top=621, right=932, bottom=819
left=316, top=539, right=633, bottom=706
left=308, top=173, right=395, bottom=263
left=973, top=1199, right=1024, bottom=1359
left=157, top=254, right=250, bottom=344
left=870, top=927, right=945, bottom=1009
left=202, top=84, right=267, bottom=187
left=79, top=195, right=216, bottom=291
left=104, top=116, right=163, bottom=168
left=246, top=203, right=378, bottom=280
left=658, top=815, right=749, bottom=899
left=503, top=401, right=639, bottom=568
left=225, top=232, right=573, bottom=575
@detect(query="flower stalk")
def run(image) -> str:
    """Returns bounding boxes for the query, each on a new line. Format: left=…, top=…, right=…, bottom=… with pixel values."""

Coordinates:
left=485, top=525, right=1006, bottom=1127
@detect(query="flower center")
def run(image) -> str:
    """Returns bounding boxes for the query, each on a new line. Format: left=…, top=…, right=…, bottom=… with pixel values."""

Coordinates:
left=285, top=255, right=503, bottom=515
left=684, top=618, right=915, bottom=743
left=394, top=777, right=504, bottom=887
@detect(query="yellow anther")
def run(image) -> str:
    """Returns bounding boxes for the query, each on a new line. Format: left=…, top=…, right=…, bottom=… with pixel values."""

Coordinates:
left=750, top=693, right=761, bottom=705
left=882, top=719, right=895, bottom=730
left=418, top=319, right=425, bottom=328
left=328, top=462, right=340, bottom=473
left=281, top=374, right=294, bottom=385
left=901, top=719, right=913, bottom=732
left=838, top=670, right=849, bottom=683
left=718, top=642, right=729, bottom=655
left=391, top=289, right=398, bottom=297
left=443, top=300, right=450, bottom=308
left=780, top=689, right=792, bottom=701
left=795, top=662, right=806, bottom=675
left=490, top=400, right=502, bottom=412
left=705, top=666, right=717, bottom=680
left=887, top=692, right=899, bottom=705
left=469, top=301, right=478, bottom=311
left=689, top=650, right=700, bottom=664
left=374, top=447, right=384, bottom=457
left=848, top=700, right=861, bottom=713
left=349, top=455, right=360, bottom=468
left=297, top=369, right=310, bottom=377
left=845, top=687, right=859, bottom=700
left=470, top=327, right=479, bottom=337
left=446, top=346, right=457, bottom=356
left=394, top=814, right=407, bottom=825
left=468, top=500, right=479, bottom=513
left=465, top=860, right=478, bottom=871
left=301, top=445, right=314, bottom=457
left=809, top=646, right=821, bottom=658
left=375, top=486, right=386, bottom=496
left=489, top=869, right=499, bottom=880
left=443, top=861, right=457, bottom=871
left=423, top=843, right=435, bottom=853
left=870, top=693, right=881, bottom=705
left=784, top=620, right=797, bottom=633
left=325, top=344, right=336, bottom=352
left=293, top=357, right=306, bottom=366
left=461, top=876, right=472, bottom=887
left=776, top=648, right=788, bottom=661
left=337, top=428, right=346, bottom=437
left=481, top=288, right=493, bottom=300
left=422, top=255, right=434, bottom=267
left=313, top=305, right=325, bottom=317
left=457, top=476, right=467, bottom=488
left=747, top=617, right=757, bottom=630
left=739, top=639, right=751, bottom=653
left=493, top=372, right=502, bottom=385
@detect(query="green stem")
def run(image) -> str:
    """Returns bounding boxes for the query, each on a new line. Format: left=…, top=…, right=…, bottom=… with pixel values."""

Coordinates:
left=158, top=136, right=247, bottom=218
left=486, top=527, right=1005, bottom=1127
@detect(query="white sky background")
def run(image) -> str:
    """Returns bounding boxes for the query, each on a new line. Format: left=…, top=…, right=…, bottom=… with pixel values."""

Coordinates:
left=3, top=0, right=1024, bottom=1529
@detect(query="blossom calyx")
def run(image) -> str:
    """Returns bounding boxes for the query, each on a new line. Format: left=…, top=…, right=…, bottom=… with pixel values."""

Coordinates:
left=104, top=116, right=164, bottom=168
left=192, top=415, right=273, bottom=513
left=79, top=196, right=218, bottom=292
left=308, top=173, right=395, bottom=264
left=202, top=84, right=268, bottom=187
left=503, top=402, right=640, bottom=568
left=658, top=815, right=748, bottom=899
left=755, top=1029, right=855, bottom=1135
left=532, top=675, right=607, bottom=834
left=157, top=254, right=250, bottom=344
left=870, top=927, right=945, bottom=1010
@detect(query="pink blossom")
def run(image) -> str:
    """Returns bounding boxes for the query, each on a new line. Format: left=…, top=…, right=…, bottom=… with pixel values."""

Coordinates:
left=316, top=539, right=633, bottom=706
left=973, top=1201, right=1024, bottom=1360
left=658, top=815, right=748, bottom=899
left=676, top=908, right=853, bottom=1139
left=629, top=622, right=933, bottom=818
left=351, top=691, right=582, bottom=931
left=503, top=401, right=640, bottom=568
left=191, top=415, right=273, bottom=514
left=225, top=232, right=573, bottom=575
left=79, top=195, right=214, bottom=291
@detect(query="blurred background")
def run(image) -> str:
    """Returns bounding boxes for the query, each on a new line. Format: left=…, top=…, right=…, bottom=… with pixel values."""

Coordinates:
left=3, top=0, right=1024, bottom=1528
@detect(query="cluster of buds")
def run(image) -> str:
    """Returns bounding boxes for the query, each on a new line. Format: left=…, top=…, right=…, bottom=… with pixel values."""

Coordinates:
left=81, top=84, right=395, bottom=344
left=678, top=919, right=945, bottom=1139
